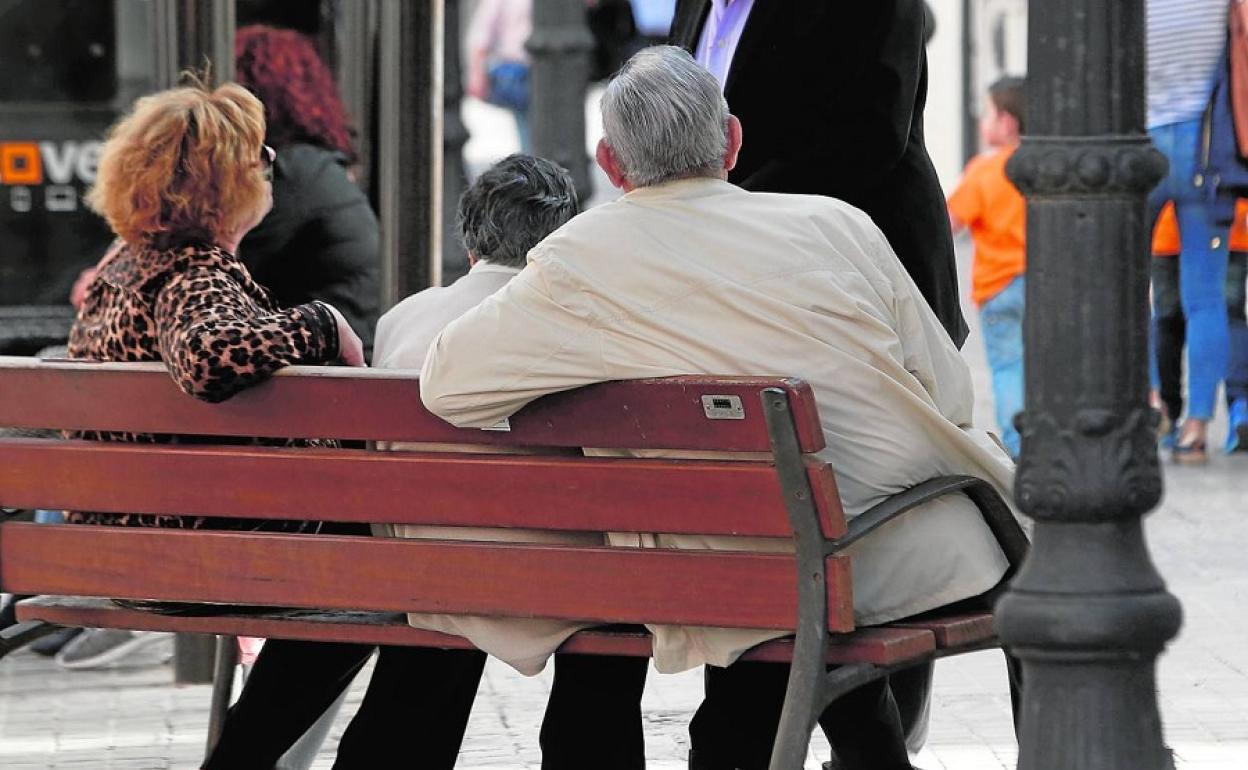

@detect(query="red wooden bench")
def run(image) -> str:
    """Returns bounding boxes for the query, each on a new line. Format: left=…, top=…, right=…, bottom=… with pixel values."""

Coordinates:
left=0, top=356, right=1027, bottom=769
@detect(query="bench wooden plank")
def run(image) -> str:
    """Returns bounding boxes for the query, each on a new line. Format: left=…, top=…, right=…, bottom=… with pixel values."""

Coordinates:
left=0, top=359, right=825, bottom=452
left=894, top=612, right=997, bottom=648
left=15, top=597, right=935, bottom=666
left=0, top=523, right=856, bottom=631
left=0, top=440, right=847, bottom=538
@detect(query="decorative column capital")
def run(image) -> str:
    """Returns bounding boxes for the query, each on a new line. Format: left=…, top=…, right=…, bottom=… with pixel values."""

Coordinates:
left=1014, top=407, right=1162, bottom=521
left=1007, top=136, right=1168, bottom=197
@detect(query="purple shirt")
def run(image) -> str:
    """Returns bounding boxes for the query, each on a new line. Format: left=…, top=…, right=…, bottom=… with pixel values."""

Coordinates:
left=694, top=0, right=756, bottom=90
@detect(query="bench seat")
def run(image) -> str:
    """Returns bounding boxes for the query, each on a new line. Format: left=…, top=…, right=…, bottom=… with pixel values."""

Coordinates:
left=15, top=597, right=996, bottom=666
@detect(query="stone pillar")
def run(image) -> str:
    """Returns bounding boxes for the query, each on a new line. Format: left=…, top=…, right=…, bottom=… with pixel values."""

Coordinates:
left=529, top=0, right=594, bottom=197
left=996, top=3, right=1182, bottom=769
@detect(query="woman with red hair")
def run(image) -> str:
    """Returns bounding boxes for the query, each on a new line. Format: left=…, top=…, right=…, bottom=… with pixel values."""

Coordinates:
left=234, top=24, right=380, bottom=358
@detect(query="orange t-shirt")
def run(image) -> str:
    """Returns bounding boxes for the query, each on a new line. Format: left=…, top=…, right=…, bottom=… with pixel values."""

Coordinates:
left=948, top=146, right=1026, bottom=306
left=1152, top=198, right=1248, bottom=256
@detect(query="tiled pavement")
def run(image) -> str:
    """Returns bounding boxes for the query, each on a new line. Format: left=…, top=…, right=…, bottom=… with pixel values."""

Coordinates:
left=2, top=104, right=1246, bottom=769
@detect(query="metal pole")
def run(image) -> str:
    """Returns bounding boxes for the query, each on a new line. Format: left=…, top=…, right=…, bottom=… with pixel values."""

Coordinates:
left=147, top=0, right=237, bottom=685
left=528, top=0, right=594, bottom=197
left=150, top=0, right=235, bottom=88
left=961, top=0, right=977, bottom=165
left=377, top=0, right=443, bottom=305
left=337, top=0, right=377, bottom=193
left=443, top=0, right=471, bottom=283
left=996, top=2, right=1182, bottom=769
left=173, top=631, right=217, bottom=686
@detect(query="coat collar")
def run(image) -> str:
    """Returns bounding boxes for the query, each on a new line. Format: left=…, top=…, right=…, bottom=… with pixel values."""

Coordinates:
left=721, top=0, right=779, bottom=97
left=97, top=240, right=262, bottom=300
left=621, top=176, right=740, bottom=203
left=674, top=0, right=781, bottom=98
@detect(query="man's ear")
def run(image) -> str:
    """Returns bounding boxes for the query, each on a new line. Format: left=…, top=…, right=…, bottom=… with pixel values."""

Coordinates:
left=596, top=138, right=631, bottom=191
left=723, top=115, right=743, bottom=173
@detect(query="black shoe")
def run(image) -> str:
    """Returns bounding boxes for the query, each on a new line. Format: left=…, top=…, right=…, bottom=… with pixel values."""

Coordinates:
left=29, top=626, right=83, bottom=656
left=0, top=597, right=16, bottom=630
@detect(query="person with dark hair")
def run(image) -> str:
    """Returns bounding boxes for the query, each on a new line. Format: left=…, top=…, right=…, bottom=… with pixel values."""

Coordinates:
left=949, top=75, right=1027, bottom=458
left=373, top=154, right=650, bottom=770
left=235, top=24, right=380, bottom=358
left=375, top=154, right=579, bottom=366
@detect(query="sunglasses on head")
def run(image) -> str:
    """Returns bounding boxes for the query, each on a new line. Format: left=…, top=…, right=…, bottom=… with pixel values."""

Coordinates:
left=260, top=145, right=276, bottom=180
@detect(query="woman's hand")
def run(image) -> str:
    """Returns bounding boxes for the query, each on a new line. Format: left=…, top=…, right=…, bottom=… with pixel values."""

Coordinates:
left=69, top=267, right=98, bottom=310
left=323, top=303, right=366, bottom=367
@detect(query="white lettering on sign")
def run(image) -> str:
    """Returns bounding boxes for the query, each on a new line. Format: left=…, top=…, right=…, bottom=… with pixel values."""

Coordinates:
left=45, top=184, right=77, bottom=212
left=76, top=142, right=100, bottom=182
left=38, top=141, right=101, bottom=185
left=10, top=186, right=31, bottom=213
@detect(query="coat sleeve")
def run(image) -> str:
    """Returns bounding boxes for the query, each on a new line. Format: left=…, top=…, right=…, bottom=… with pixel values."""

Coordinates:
left=874, top=235, right=975, bottom=426
left=420, top=256, right=607, bottom=427
left=154, top=266, right=340, bottom=403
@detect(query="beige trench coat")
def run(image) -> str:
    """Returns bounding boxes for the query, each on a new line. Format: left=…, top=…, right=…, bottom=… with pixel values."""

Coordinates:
left=420, top=178, right=1014, bottom=674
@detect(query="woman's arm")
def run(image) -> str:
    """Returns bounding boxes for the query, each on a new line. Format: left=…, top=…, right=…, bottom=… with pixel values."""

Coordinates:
left=154, top=265, right=342, bottom=402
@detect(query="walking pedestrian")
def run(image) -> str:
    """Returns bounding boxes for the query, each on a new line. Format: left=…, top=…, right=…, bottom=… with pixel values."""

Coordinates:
left=948, top=76, right=1027, bottom=458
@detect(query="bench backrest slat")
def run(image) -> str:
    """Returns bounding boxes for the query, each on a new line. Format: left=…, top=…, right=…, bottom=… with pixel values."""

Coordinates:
left=0, top=523, right=856, bottom=632
left=0, top=439, right=847, bottom=538
left=0, top=359, right=825, bottom=452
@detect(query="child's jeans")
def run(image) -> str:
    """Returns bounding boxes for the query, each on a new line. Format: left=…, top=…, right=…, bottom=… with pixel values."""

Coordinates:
left=980, top=276, right=1025, bottom=457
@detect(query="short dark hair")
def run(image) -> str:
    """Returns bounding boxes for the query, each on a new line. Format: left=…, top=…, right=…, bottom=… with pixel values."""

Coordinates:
left=988, top=76, right=1026, bottom=134
left=457, top=154, right=579, bottom=269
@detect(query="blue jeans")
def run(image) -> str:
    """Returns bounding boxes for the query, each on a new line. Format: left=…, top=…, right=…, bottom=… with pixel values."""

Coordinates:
left=1148, top=120, right=1232, bottom=420
left=980, top=276, right=1025, bottom=457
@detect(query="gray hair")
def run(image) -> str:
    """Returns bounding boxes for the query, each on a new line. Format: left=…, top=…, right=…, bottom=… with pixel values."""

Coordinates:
left=600, top=46, right=730, bottom=188
left=457, top=154, right=579, bottom=268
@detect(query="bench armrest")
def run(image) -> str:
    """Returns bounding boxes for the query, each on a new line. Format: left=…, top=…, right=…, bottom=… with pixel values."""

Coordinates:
left=829, top=475, right=1030, bottom=571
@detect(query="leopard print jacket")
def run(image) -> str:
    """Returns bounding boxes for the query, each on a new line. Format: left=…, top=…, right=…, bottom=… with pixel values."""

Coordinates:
left=65, top=240, right=341, bottom=530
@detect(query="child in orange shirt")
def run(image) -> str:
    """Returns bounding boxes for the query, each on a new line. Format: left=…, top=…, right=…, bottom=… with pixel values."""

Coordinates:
left=948, top=76, right=1026, bottom=456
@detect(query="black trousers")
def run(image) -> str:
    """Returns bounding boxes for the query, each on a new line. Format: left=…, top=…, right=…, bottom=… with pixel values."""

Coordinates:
left=541, top=653, right=650, bottom=770
left=689, top=663, right=913, bottom=770
left=202, top=640, right=487, bottom=770
left=202, top=641, right=649, bottom=770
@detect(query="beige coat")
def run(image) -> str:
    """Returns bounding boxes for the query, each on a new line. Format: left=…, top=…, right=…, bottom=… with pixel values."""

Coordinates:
left=421, top=178, right=1013, bottom=674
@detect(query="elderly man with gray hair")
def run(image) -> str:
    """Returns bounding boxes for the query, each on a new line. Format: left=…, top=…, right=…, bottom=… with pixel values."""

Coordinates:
left=420, top=47, right=1016, bottom=770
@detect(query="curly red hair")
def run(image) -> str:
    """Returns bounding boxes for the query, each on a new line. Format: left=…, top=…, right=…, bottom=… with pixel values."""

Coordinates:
left=234, top=25, right=355, bottom=159
left=88, top=81, right=269, bottom=247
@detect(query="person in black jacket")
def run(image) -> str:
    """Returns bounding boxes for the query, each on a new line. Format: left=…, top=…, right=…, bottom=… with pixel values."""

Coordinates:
left=236, top=24, right=380, bottom=358
left=669, top=3, right=954, bottom=766
left=669, top=0, right=967, bottom=349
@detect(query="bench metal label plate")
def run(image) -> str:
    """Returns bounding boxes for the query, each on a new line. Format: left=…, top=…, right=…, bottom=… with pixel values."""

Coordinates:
left=701, top=394, right=745, bottom=420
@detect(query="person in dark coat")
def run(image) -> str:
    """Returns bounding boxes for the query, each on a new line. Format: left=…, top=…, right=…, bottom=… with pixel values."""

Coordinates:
left=236, top=24, right=380, bottom=358
left=669, top=0, right=968, bottom=348
left=669, top=2, right=957, bottom=765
